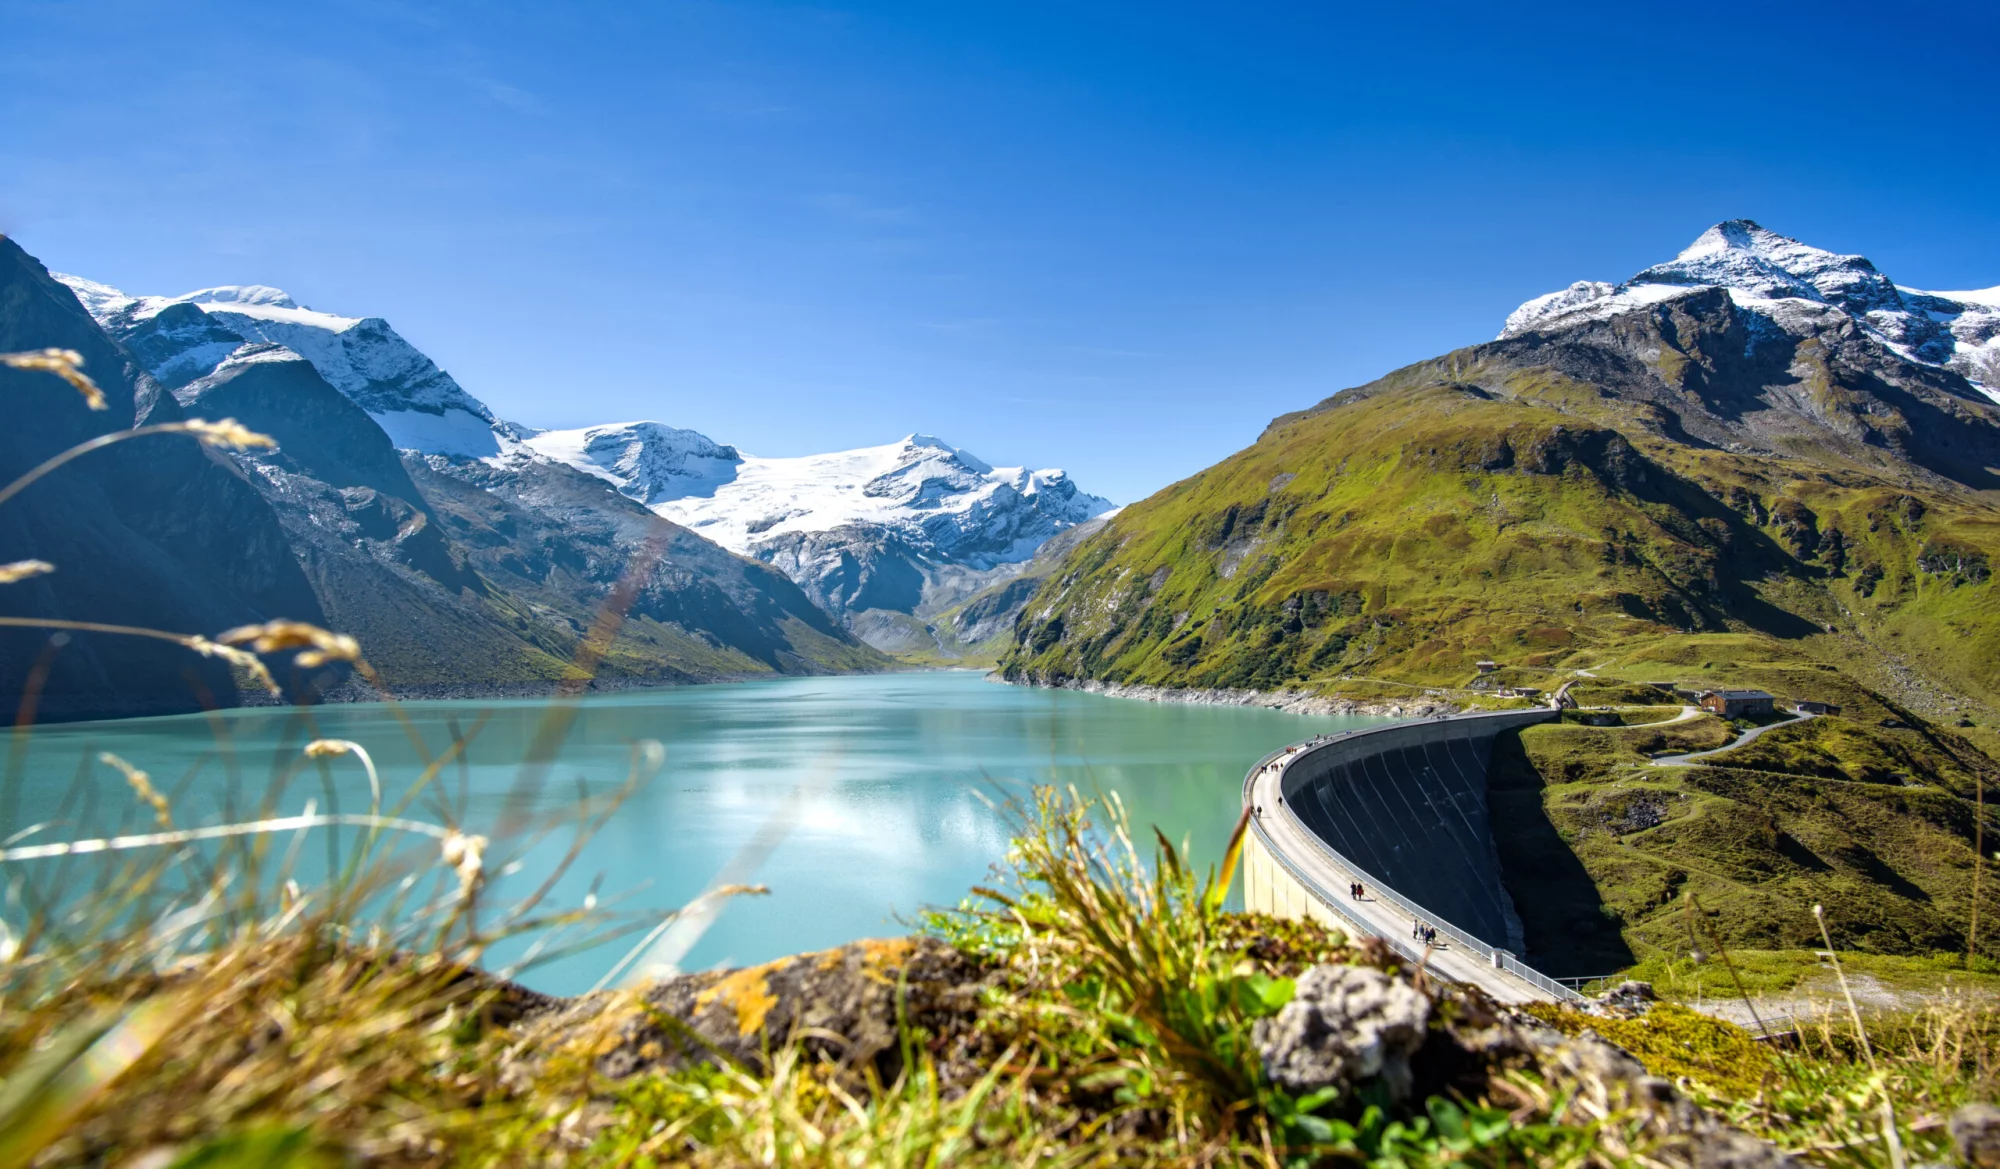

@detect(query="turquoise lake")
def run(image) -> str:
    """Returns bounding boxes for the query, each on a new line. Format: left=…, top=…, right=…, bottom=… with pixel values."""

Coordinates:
left=3, top=672, right=1381, bottom=993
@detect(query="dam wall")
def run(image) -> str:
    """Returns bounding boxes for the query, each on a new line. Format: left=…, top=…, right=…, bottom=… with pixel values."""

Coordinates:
left=1242, top=707, right=1580, bottom=1004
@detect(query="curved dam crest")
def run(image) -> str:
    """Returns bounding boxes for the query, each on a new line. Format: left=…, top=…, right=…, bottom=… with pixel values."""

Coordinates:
left=1243, top=708, right=1579, bottom=1004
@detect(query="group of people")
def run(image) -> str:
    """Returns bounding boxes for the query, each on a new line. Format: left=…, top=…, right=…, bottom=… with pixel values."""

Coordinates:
left=1347, top=881, right=1367, bottom=899
left=1411, top=918, right=1442, bottom=948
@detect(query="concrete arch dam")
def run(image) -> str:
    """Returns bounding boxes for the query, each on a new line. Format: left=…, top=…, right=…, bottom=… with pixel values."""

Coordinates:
left=1242, top=708, right=1580, bottom=1004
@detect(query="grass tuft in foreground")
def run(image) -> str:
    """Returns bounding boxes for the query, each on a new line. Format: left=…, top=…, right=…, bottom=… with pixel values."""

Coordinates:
left=1, top=779, right=1994, bottom=1166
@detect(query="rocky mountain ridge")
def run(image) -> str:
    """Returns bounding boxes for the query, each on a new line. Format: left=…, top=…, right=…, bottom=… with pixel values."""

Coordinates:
left=58, top=274, right=1112, bottom=656
left=1501, top=219, right=2000, bottom=400
left=4, top=242, right=888, bottom=720
left=523, top=428, right=1115, bottom=637
left=58, top=275, right=518, bottom=457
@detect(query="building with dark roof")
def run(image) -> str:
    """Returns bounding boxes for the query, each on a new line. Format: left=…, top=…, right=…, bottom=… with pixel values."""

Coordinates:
left=1698, top=689, right=1775, bottom=718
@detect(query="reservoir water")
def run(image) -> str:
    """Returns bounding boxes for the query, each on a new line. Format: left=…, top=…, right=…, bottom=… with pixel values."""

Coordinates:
left=4, top=671, right=1380, bottom=993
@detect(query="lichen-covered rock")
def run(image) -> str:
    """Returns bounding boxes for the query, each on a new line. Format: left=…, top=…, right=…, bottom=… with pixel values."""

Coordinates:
left=1954, top=1103, right=2000, bottom=1169
left=504, top=936, right=991, bottom=1091
left=1519, top=1026, right=1798, bottom=1169
left=1252, top=964, right=1430, bottom=1099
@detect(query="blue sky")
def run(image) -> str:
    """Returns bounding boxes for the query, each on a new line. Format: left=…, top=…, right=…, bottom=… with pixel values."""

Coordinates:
left=4, top=1, right=1997, bottom=505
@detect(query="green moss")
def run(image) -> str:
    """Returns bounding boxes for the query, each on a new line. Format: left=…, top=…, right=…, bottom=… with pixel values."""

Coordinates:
left=1524, top=1002, right=1776, bottom=1100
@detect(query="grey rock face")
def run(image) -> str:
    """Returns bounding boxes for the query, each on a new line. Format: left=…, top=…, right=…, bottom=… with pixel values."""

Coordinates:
left=1600, top=979, right=1658, bottom=1013
left=1251, top=964, right=1430, bottom=1100
left=1954, top=1103, right=2000, bottom=1169
left=1525, top=1026, right=1799, bottom=1169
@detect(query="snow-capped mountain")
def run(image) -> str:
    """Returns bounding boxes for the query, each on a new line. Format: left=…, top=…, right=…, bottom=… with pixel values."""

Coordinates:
left=1501, top=220, right=2000, bottom=403
left=519, top=422, right=743, bottom=506
left=55, top=266, right=1115, bottom=652
left=520, top=428, right=1115, bottom=637
left=57, top=275, right=514, bottom=457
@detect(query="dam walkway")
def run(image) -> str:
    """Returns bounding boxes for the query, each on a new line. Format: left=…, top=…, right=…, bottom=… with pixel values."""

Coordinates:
left=1242, top=709, right=1585, bottom=1005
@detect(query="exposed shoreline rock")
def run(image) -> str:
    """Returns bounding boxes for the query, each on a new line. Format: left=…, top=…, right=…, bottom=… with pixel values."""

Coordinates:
left=996, top=672, right=1458, bottom=719
left=258, top=661, right=920, bottom=709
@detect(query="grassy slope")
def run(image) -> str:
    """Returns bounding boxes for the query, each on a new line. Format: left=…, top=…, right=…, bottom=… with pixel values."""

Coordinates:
left=1000, top=321, right=2000, bottom=965
left=1490, top=693, right=2000, bottom=974
left=1000, top=368, right=2000, bottom=724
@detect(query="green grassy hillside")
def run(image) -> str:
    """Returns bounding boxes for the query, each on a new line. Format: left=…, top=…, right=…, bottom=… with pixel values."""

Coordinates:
left=1001, top=310, right=2000, bottom=728
left=1001, top=291, right=2000, bottom=965
left=1488, top=694, right=2000, bottom=973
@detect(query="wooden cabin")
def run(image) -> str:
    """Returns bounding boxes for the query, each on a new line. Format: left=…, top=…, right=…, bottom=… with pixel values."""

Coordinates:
left=1698, top=689, right=1775, bottom=718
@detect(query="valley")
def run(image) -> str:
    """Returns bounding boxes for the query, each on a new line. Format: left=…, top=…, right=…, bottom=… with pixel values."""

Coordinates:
left=3, top=239, right=1118, bottom=718
left=9, top=217, right=2000, bottom=984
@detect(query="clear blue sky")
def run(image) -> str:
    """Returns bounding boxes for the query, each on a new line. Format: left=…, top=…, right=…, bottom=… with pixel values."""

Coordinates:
left=5, top=1, right=1997, bottom=505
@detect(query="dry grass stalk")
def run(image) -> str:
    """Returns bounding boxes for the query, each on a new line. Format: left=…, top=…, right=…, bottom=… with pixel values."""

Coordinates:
left=0, top=418, right=275, bottom=511
left=216, top=620, right=362, bottom=671
left=0, top=561, right=52, bottom=585
left=0, top=348, right=104, bottom=410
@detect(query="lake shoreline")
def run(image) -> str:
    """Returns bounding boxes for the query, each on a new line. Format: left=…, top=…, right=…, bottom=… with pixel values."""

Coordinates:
left=274, top=665, right=922, bottom=709
left=994, top=673, right=1455, bottom=718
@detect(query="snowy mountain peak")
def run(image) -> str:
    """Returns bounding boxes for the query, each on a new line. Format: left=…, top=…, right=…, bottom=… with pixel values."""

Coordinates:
left=182, top=285, right=304, bottom=310
left=1500, top=221, right=2000, bottom=402
left=57, top=272, right=512, bottom=457
left=1635, top=219, right=1900, bottom=313
left=516, top=421, right=1112, bottom=630
left=659, top=435, right=1113, bottom=567
left=520, top=422, right=742, bottom=506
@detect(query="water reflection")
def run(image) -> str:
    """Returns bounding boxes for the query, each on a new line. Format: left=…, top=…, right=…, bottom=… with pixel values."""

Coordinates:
left=5, top=672, right=1381, bottom=992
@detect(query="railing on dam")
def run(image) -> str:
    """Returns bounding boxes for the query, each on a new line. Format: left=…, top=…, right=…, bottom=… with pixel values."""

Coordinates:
left=1242, top=709, right=1587, bottom=1005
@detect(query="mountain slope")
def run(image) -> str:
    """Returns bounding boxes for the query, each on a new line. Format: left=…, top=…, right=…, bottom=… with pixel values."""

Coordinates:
left=1003, top=222, right=2000, bottom=721
left=9, top=247, right=889, bottom=717
left=1000, top=219, right=2000, bottom=964
left=153, top=334, right=890, bottom=698
left=522, top=427, right=1115, bottom=649
left=59, top=272, right=1111, bottom=660
left=0, top=237, right=326, bottom=720
left=413, top=455, right=883, bottom=681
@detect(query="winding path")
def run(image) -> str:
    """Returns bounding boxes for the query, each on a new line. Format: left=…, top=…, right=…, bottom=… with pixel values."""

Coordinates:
left=1649, top=712, right=1812, bottom=767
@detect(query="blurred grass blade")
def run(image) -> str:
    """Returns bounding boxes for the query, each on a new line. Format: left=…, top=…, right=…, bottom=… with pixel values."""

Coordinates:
left=0, top=996, right=177, bottom=1169
left=1204, top=804, right=1252, bottom=915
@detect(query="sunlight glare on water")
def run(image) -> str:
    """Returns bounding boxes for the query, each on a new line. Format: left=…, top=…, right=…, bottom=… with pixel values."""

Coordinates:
left=4, top=672, right=1383, bottom=993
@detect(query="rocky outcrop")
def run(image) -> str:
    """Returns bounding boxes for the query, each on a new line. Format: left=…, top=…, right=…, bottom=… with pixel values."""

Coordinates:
left=1252, top=964, right=1430, bottom=1100
left=505, top=937, right=991, bottom=1091
left=501, top=935, right=1793, bottom=1168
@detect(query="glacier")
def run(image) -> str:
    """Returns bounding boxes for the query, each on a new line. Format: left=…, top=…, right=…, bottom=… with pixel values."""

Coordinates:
left=524, top=427, right=1114, bottom=569
left=516, top=426, right=1116, bottom=629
